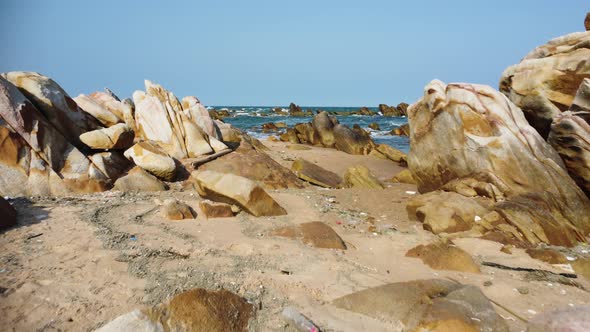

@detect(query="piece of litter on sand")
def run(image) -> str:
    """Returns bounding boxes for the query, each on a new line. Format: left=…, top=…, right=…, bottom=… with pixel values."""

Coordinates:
left=500, top=314, right=516, bottom=321
left=474, top=215, right=482, bottom=222
left=280, top=270, right=292, bottom=275
left=130, top=235, right=137, bottom=241
left=282, top=306, right=321, bottom=332
left=405, top=191, right=416, bottom=195
left=527, top=309, right=537, bottom=315
left=566, top=256, right=576, bottom=261
left=25, top=233, right=43, bottom=240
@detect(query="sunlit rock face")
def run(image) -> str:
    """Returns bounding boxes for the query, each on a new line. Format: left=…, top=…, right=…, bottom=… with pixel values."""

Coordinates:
left=499, top=31, right=590, bottom=138
left=407, top=80, right=590, bottom=246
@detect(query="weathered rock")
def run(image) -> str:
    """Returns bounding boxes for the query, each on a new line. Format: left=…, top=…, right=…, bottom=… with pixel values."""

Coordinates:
left=408, top=80, right=590, bottom=246
left=124, top=142, right=176, bottom=181
left=548, top=112, right=590, bottom=197
left=527, top=305, right=590, bottom=332
left=286, top=144, right=311, bottom=150
left=333, top=124, right=374, bottom=155
left=192, top=170, right=287, bottom=217
left=333, top=279, right=507, bottom=332
left=279, top=128, right=300, bottom=144
left=572, top=258, right=590, bottom=280
left=0, top=197, right=17, bottom=230
left=388, top=123, right=410, bottom=136
left=199, top=200, right=235, bottom=218
left=113, top=167, right=167, bottom=192
left=570, top=78, right=590, bottom=114
left=375, top=143, right=406, bottom=163
left=406, top=241, right=481, bottom=273
left=291, top=159, right=342, bottom=188
left=1, top=71, right=102, bottom=148
left=378, top=103, right=400, bottom=116
left=79, top=124, right=135, bottom=150
left=133, top=80, right=219, bottom=159
left=288, top=102, right=311, bottom=116
left=74, top=94, right=122, bottom=127
left=181, top=96, right=222, bottom=140
left=271, top=221, right=346, bottom=249
left=356, top=106, right=375, bottom=116
left=525, top=248, right=568, bottom=264
left=499, top=31, right=590, bottom=138
left=96, top=288, right=253, bottom=332
left=368, top=122, right=380, bottom=130
left=396, top=102, right=409, bottom=116
left=161, top=199, right=196, bottom=220
left=294, top=122, right=320, bottom=145
left=89, top=152, right=132, bottom=180
left=199, top=142, right=304, bottom=190
left=343, top=165, right=383, bottom=189
left=586, top=12, right=590, bottom=31
left=390, top=169, right=415, bottom=184
left=312, top=111, right=337, bottom=147
left=0, top=76, right=111, bottom=196
left=407, top=191, right=493, bottom=235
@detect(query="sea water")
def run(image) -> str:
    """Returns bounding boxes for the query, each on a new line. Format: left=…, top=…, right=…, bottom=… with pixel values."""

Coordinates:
left=216, top=106, right=410, bottom=152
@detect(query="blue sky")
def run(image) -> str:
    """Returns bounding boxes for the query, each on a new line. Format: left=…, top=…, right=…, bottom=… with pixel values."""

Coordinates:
left=0, top=1, right=587, bottom=106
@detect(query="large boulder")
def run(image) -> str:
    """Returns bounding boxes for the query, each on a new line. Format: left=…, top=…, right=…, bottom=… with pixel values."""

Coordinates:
left=548, top=112, right=590, bottom=197
left=199, top=141, right=304, bottom=190
left=0, top=197, right=17, bottom=230
left=311, top=111, right=337, bottom=147
left=96, top=288, right=253, bottom=332
left=79, top=123, right=135, bottom=150
left=0, top=76, right=111, bottom=196
left=333, top=124, right=374, bottom=155
left=407, top=80, right=590, bottom=246
left=406, top=241, right=481, bottom=273
left=181, top=96, right=222, bottom=140
left=192, top=170, right=287, bottom=217
left=74, top=94, right=122, bottom=127
left=133, top=80, right=221, bottom=159
left=89, top=152, right=132, bottom=180
left=124, top=142, right=176, bottom=181
left=294, top=122, right=321, bottom=145
left=1, top=71, right=102, bottom=148
left=291, top=158, right=342, bottom=188
left=333, top=279, right=508, bottom=331
left=499, top=31, right=590, bottom=138
left=75, top=89, right=135, bottom=130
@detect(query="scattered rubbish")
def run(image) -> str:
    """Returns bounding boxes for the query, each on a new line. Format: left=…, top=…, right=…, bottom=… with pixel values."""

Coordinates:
left=335, top=221, right=342, bottom=225
left=566, top=256, right=576, bottom=261
left=474, top=215, right=482, bottom=222
left=527, top=309, right=537, bottom=315
left=280, top=270, right=292, bottom=275
left=130, top=235, right=137, bottom=241
left=405, top=191, right=416, bottom=195
left=483, top=281, right=493, bottom=287
left=282, top=306, right=321, bottom=332
left=25, top=233, right=43, bottom=240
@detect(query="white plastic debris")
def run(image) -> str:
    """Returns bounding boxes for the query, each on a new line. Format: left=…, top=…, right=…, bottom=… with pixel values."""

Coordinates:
left=405, top=191, right=416, bottom=195
left=474, top=215, right=482, bottom=222
left=566, top=256, right=576, bottom=261
left=528, top=309, right=537, bottom=315
left=553, top=264, right=575, bottom=273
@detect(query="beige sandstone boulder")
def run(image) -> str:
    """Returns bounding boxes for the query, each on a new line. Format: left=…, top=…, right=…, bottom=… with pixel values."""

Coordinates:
left=406, top=241, right=481, bottom=273
left=161, top=199, right=196, bottom=220
left=548, top=112, right=590, bottom=197
left=96, top=288, right=253, bottom=332
left=192, top=170, right=287, bottom=217
left=333, top=279, right=507, bottom=332
left=124, top=142, right=176, bottom=181
left=181, top=96, right=221, bottom=139
left=89, top=152, right=132, bottom=180
left=133, top=80, right=222, bottom=159
left=279, top=128, right=300, bottom=144
left=199, top=200, right=235, bottom=218
left=294, top=122, right=321, bottom=145
left=311, top=111, right=337, bottom=147
left=113, top=167, right=167, bottom=192
left=343, top=165, right=383, bottom=189
left=271, top=221, right=346, bottom=250
left=291, top=158, right=342, bottom=188
left=333, top=124, right=374, bottom=155
left=499, top=31, right=590, bottom=137
left=74, top=94, right=121, bottom=127
left=407, top=80, right=590, bottom=246
left=1, top=71, right=102, bottom=148
left=0, top=197, right=17, bottom=230
left=80, top=123, right=135, bottom=150
left=0, top=76, right=110, bottom=196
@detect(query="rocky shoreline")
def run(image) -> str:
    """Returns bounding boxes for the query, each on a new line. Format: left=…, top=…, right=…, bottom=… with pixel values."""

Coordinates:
left=1, top=12, right=590, bottom=332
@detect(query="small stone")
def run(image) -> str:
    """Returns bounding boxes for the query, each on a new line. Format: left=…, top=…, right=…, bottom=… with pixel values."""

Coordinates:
left=199, top=200, right=235, bottom=218
left=161, top=199, right=196, bottom=220
left=517, top=287, right=529, bottom=295
left=483, top=281, right=493, bottom=287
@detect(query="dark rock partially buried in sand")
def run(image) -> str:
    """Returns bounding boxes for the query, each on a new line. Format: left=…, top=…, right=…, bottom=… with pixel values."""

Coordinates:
left=271, top=221, right=346, bottom=250
left=199, top=200, right=235, bottom=218
left=0, top=197, right=17, bottom=231
left=291, top=158, right=342, bottom=188
left=96, top=288, right=253, bottom=332
left=333, top=279, right=508, bottom=331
